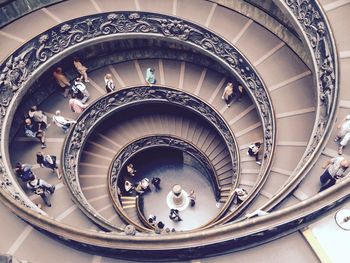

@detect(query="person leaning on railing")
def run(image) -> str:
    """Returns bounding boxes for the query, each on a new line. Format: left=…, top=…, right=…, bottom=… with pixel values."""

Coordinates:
left=319, top=156, right=349, bottom=192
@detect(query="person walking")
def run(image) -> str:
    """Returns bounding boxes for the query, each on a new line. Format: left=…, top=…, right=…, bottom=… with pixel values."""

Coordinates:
left=145, top=68, right=156, bottom=86
left=27, top=178, right=55, bottom=207
left=335, top=115, right=350, bottom=155
left=319, top=156, right=349, bottom=192
left=222, top=82, right=234, bottom=107
left=53, top=67, right=71, bottom=98
left=52, top=110, right=76, bottom=133
left=104, top=73, right=115, bottom=93
left=73, top=77, right=90, bottom=103
left=28, top=106, right=48, bottom=130
left=169, top=209, right=182, bottom=222
left=73, top=57, right=89, bottom=82
left=127, top=163, right=136, bottom=176
left=247, top=142, right=261, bottom=165
left=36, top=152, right=61, bottom=180
left=24, top=118, right=47, bottom=148
left=69, top=97, right=88, bottom=114
left=188, top=189, right=196, bottom=207
left=233, top=188, right=248, bottom=205
left=15, top=163, right=36, bottom=182
left=151, top=177, right=161, bottom=191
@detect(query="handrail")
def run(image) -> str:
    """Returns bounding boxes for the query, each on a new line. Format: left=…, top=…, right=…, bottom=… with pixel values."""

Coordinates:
left=0, top=11, right=278, bottom=219
left=0, top=171, right=349, bottom=261
left=63, top=85, right=238, bottom=231
left=136, top=196, right=155, bottom=230
left=0, top=11, right=278, bottom=258
left=255, top=0, right=339, bottom=212
left=107, top=134, right=222, bottom=231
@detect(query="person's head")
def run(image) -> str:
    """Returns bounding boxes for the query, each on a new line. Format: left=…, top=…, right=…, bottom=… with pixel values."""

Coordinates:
left=105, top=73, right=112, bottom=80
left=341, top=159, right=349, bottom=168
left=165, top=227, right=170, bottom=233
left=15, top=162, right=22, bottom=170
left=157, top=221, right=165, bottom=229
left=150, top=68, right=154, bottom=73
left=55, top=67, right=63, bottom=74
left=74, top=57, right=80, bottom=62
left=25, top=118, right=32, bottom=125
left=255, top=142, right=261, bottom=147
left=75, top=76, right=82, bottom=82
left=30, top=106, right=37, bottom=112
left=55, top=110, right=61, bottom=116
left=236, top=188, right=247, bottom=196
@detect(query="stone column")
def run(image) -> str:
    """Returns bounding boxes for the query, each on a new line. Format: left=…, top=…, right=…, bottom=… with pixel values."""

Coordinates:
left=172, top=184, right=184, bottom=206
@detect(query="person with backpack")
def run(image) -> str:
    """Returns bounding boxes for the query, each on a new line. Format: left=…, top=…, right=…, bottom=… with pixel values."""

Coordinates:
left=28, top=105, right=48, bottom=130
left=169, top=209, right=182, bottom=222
left=15, top=163, right=36, bottom=182
left=24, top=118, right=47, bottom=148
left=72, top=77, right=90, bottom=103
left=36, top=152, right=61, bottom=180
left=27, top=178, right=55, bottom=207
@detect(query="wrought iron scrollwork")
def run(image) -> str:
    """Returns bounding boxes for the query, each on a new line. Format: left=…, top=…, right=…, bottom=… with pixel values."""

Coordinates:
left=62, top=86, right=239, bottom=230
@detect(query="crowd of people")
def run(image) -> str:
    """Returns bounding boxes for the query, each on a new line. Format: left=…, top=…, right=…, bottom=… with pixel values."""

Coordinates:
left=17, top=53, right=350, bottom=229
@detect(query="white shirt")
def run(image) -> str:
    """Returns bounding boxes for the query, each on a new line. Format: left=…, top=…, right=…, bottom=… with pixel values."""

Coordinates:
left=52, top=115, right=69, bottom=128
left=340, top=115, right=350, bottom=133
left=328, top=156, right=347, bottom=178
left=74, top=81, right=86, bottom=91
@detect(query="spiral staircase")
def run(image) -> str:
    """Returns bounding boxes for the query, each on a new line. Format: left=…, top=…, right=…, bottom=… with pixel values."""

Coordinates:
left=0, top=0, right=349, bottom=262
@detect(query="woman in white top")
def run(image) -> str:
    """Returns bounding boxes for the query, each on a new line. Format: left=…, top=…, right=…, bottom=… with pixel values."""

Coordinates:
left=222, top=83, right=234, bottom=107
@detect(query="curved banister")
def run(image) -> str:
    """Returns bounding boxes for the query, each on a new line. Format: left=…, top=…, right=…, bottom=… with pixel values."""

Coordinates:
left=107, top=134, right=223, bottom=231
left=62, top=85, right=240, bottom=231
left=0, top=12, right=275, bottom=220
left=136, top=196, right=155, bottom=230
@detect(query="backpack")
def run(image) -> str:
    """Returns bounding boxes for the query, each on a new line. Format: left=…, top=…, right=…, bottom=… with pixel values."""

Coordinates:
left=18, top=168, right=35, bottom=182
left=70, top=84, right=83, bottom=99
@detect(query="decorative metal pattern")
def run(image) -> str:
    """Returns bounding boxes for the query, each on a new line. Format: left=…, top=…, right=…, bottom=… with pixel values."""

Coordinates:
left=108, top=135, right=221, bottom=229
left=0, top=5, right=343, bottom=261
left=283, top=0, right=337, bottom=167
left=110, top=136, right=218, bottom=194
left=63, top=86, right=238, bottom=230
left=0, top=12, right=273, bottom=217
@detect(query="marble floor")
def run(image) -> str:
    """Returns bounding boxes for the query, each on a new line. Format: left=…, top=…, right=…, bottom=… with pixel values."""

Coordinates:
left=140, top=156, right=219, bottom=231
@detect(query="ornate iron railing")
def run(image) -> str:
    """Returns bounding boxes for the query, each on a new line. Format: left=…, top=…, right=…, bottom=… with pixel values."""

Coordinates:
left=0, top=4, right=344, bottom=261
left=62, top=85, right=239, bottom=231
left=256, top=0, right=339, bottom=211
left=107, top=135, right=221, bottom=231
left=0, top=11, right=274, bottom=228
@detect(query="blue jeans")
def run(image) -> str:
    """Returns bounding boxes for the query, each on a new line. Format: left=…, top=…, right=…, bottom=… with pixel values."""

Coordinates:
left=319, top=169, right=336, bottom=192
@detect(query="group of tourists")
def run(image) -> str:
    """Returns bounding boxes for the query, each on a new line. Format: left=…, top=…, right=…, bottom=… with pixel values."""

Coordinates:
left=15, top=151, right=59, bottom=207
